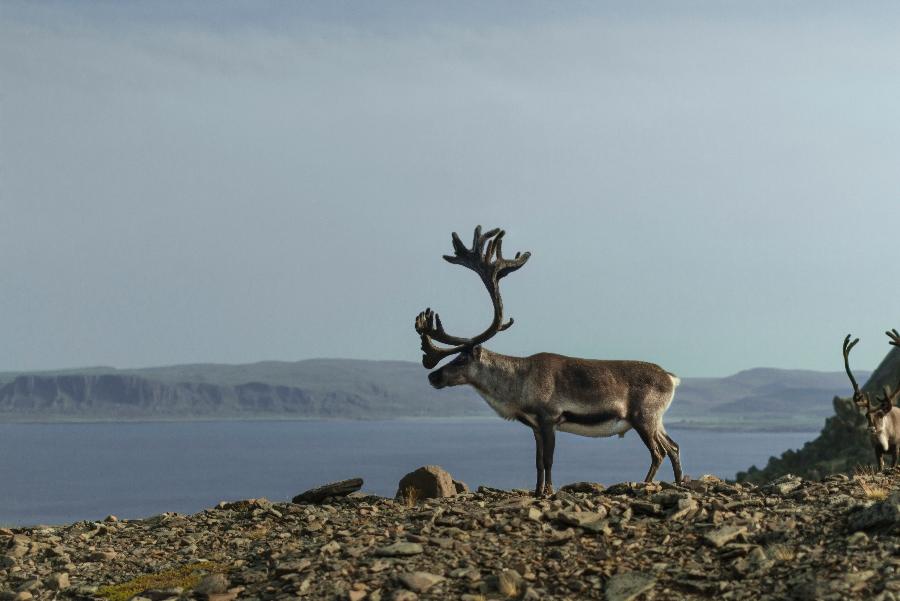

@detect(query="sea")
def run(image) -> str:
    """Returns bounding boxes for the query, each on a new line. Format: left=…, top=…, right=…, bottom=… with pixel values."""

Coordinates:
left=0, top=419, right=816, bottom=526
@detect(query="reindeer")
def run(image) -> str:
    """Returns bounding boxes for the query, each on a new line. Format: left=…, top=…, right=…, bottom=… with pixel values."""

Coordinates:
left=843, top=332, right=900, bottom=470
left=415, top=226, right=682, bottom=496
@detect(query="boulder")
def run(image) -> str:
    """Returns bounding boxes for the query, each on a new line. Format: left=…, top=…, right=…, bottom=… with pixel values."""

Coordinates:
left=395, top=466, right=459, bottom=500
left=847, top=494, right=900, bottom=532
left=292, top=478, right=363, bottom=504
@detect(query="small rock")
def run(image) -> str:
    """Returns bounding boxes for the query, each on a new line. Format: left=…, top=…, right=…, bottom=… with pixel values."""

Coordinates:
left=104, top=515, right=119, bottom=522
left=375, top=542, right=424, bottom=557
left=47, top=573, right=69, bottom=591
left=348, top=590, right=367, bottom=601
left=88, top=550, right=118, bottom=562
left=847, top=531, right=869, bottom=546
left=396, top=466, right=457, bottom=500
left=13, top=593, right=33, bottom=601
left=292, top=478, right=364, bottom=504
left=391, top=590, right=418, bottom=601
left=194, top=573, right=229, bottom=595
left=453, top=479, right=470, bottom=494
left=398, top=572, right=444, bottom=593
left=555, top=509, right=608, bottom=529
left=606, top=571, right=656, bottom=601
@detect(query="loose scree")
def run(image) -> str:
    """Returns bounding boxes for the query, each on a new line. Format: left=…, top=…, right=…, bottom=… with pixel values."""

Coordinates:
left=414, top=226, right=683, bottom=497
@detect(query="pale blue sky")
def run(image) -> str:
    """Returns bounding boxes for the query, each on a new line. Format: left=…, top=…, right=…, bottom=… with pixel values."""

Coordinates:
left=2, top=2, right=899, bottom=376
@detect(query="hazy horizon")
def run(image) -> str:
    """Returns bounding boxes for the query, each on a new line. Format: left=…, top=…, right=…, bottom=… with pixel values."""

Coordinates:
left=3, top=2, right=900, bottom=377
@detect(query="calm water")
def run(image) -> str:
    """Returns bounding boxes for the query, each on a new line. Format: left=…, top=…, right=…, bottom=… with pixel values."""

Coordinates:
left=0, top=420, right=815, bottom=526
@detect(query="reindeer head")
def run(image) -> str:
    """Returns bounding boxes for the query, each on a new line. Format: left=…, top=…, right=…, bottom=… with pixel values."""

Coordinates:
left=864, top=386, right=900, bottom=437
left=415, top=226, right=530, bottom=388
left=865, top=328, right=900, bottom=436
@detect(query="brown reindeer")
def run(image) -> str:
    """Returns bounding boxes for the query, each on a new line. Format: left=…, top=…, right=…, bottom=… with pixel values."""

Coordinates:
left=415, top=226, right=682, bottom=496
left=843, top=332, right=900, bottom=470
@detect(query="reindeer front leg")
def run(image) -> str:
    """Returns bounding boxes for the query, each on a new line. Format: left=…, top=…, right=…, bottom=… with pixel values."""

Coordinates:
left=876, top=447, right=885, bottom=471
left=531, top=426, right=545, bottom=497
left=539, top=418, right=556, bottom=496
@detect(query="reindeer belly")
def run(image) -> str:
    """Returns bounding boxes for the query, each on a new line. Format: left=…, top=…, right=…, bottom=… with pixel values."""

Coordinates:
left=558, top=418, right=632, bottom=438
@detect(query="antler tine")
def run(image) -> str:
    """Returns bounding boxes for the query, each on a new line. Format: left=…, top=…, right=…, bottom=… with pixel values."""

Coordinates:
left=415, top=308, right=470, bottom=346
left=842, top=334, right=862, bottom=397
left=887, top=329, right=900, bottom=347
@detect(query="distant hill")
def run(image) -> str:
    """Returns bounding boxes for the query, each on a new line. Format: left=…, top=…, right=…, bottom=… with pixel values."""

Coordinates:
left=0, top=359, right=861, bottom=429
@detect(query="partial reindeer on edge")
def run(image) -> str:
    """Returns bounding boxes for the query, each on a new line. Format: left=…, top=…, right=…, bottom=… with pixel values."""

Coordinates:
left=843, top=330, right=900, bottom=470
left=415, top=226, right=683, bottom=496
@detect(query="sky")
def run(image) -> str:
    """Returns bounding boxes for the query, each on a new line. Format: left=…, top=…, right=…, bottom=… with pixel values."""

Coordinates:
left=2, top=1, right=900, bottom=377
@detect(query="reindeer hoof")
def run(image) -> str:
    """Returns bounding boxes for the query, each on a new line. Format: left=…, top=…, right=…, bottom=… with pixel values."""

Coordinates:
left=542, top=484, right=555, bottom=497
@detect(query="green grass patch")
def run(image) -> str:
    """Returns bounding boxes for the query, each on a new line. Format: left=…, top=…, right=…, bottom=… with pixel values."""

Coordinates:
left=95, top=560, right=227, bottom=601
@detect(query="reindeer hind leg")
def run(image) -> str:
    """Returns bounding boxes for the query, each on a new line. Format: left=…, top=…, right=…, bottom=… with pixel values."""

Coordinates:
left=634, top=423, right=665, bottom=483
left=658, top=431, right=683, bottom=484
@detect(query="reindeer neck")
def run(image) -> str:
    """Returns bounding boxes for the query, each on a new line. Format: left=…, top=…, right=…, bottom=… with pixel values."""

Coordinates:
left=468, top=348, right=529, bottom=400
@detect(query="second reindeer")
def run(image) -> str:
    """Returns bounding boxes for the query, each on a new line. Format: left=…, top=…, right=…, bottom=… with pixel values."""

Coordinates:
left=843, top=330, right=900, bottom=470
left=415, top=226, right=683, bottom=496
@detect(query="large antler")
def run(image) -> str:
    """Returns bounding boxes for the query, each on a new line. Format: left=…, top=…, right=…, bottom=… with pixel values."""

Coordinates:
left=415, top=226, right=531, bottom=369
left=843, top=334, right=871, bottom=409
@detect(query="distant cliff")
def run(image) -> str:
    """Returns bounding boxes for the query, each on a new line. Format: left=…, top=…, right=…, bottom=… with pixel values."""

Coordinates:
left=0, top=360, right=488, bottom=420
left=0, top=359, right=863, bottom=426
left=738, top=347, right=900, bottom=482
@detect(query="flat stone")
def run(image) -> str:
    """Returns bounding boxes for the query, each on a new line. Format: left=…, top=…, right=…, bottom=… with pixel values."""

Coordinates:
left=15, top=580, right=39, bottom=593
left=292, top=478, right=364, bottom=504
left=606, top=571, right=656, bottom=601
left=560, top=482, right=605, bottom=494
left=374, top=542, right=424, bottom=557
left=704, top=525, right=747, bottom=548
left=764, top=475, right=803, bottom=496
left=398, top=572, right=444, bottom=593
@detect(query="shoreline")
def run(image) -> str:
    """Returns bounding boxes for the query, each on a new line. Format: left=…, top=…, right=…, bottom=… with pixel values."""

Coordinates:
left=0, top=415, right=823, bottom=433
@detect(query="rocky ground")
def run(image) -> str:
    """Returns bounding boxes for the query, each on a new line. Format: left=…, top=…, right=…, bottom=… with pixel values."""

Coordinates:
left=5, top=469, right=900, bottom=601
